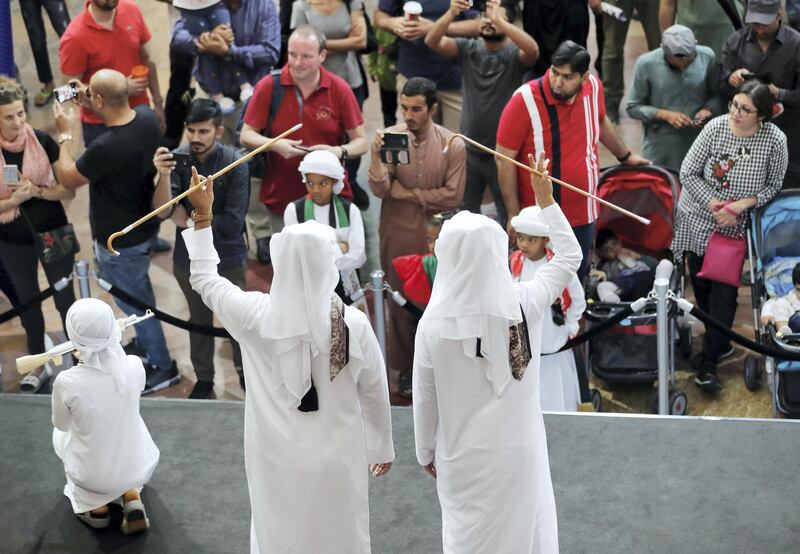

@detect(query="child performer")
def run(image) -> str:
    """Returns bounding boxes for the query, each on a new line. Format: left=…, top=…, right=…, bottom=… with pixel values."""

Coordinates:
left=284, top=150, right=366, bottom=303
left=51, top=298, right=159, bottom=534
left=510, top=206, right=586, bottom=412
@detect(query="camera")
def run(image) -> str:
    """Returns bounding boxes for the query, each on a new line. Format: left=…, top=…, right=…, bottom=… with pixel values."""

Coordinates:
left=379, top=133, right=410, bottom=165
left=54, top=83, right=78, bottom=103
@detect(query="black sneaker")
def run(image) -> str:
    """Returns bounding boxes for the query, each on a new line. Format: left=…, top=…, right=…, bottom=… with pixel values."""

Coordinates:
left=695, top=371, right=721, bottom=392
left=188, top=380, right=214, bottom=399
left=142, top=361, right=181, bottom=395
left=256, top=237, right=271, bottom=265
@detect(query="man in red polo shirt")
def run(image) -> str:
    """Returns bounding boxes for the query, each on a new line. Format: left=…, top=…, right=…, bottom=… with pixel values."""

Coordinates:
left=240, top=25, right=368, bottom=238
left=59, top=0, right=164, bottom=147
left=496, top=40, right=648, bottom=279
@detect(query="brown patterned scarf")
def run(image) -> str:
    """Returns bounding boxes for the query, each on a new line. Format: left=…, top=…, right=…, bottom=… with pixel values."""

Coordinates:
left=475, top=305, right=532, bottom=381
left=298, top=295, right=349, bottom=412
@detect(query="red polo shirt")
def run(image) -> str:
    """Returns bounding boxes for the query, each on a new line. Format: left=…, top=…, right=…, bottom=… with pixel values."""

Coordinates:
left=59, top=0, right=151, bottom=125
left=244, top=66, right=361, bottom=212
left=496, top=71, right=606, bottom=227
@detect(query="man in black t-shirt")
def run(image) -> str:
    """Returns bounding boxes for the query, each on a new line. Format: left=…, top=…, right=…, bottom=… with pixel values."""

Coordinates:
left=55, top=69, right=179, bottom=394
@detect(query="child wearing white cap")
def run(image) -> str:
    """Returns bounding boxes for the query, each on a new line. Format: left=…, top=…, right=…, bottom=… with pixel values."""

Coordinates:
left=510, top=206, right=586, bottom=412
left=284, top=150, right=366, bottom=301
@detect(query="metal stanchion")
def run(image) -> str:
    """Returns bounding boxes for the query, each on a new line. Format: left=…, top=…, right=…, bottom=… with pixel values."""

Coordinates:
left=654, top=262, right=673, bottom=415
left=370, top=270, right=387, bottom=363
left=75, top=260, right=92, bottom=299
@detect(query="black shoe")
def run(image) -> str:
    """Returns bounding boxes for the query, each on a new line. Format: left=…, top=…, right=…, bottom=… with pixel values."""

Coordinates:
left=188, top=380, right=214, bottom=399
left=695, top=371, right=721, bottom=392
left=350, top=184, right=370, bottom=211
left=142, top=361, right=181, bottom=395
left=256, top=237, right=271, bottom=265
left=151, top=237, right=172, bottom=254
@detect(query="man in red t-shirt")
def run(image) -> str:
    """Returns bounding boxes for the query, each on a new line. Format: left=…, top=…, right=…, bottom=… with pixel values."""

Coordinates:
left=240, top=25, right=368, bottom=242
left=496, top=40, right=648, bottom=278
left=60, top=0, right=164, bottom=147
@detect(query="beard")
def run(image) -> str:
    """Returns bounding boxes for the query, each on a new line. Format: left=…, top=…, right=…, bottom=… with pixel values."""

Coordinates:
left=481, top=32, right=505, bottom=42
left=551, top=87, right=577, bottom=102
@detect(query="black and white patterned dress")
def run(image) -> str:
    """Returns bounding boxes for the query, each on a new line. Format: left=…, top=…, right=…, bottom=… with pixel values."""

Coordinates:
left=671, top=115, right=788, bottom=261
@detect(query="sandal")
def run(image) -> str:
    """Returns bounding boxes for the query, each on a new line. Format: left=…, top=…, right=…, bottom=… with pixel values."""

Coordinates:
left=19, top=362, right=52, bottom=394
left=76, top=507, right=110, bottom=529
left=121, top=497, right=150, bottom=535
left=34, top=87, right=54, bottom=107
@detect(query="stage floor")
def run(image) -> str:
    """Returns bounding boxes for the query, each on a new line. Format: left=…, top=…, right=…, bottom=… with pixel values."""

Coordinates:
left=1, top=395, right=799, bottom=553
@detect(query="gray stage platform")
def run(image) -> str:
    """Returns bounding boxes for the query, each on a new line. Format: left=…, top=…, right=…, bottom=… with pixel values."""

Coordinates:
left=1, top=395, right=799, bottom=553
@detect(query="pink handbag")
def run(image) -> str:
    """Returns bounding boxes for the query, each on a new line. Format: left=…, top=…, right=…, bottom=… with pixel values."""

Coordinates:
left=697, top=231, right=746, bottom=287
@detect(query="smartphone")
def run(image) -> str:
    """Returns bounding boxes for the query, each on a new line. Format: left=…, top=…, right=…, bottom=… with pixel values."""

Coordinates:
left=54, top=83, right=78, bottom=103
left=380, top=132, right=410, bottom=165
left=2, top=164, right=19, bottom=184
left=469, top=0, right=487, bottom=11
left=691, top=118, right=708, bottom=128
left=171, top=152, right=191, bottom=172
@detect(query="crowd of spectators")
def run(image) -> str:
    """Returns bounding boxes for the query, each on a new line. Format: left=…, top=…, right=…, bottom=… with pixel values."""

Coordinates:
left=2, top=0, right=799, bottom=403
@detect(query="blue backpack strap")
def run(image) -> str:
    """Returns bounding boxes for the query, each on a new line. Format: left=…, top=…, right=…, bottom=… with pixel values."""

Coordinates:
left=235, top=69, right=285, bottom=178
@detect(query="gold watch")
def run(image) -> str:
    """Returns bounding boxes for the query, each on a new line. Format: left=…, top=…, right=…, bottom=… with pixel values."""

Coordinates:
left=191, top=210, right=213, bottom=223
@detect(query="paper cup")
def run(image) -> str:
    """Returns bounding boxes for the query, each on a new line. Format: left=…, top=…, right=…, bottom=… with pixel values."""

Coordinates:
left=404, top=1, right=422, bottom=21
left=130, top=65, right=149, bottom=79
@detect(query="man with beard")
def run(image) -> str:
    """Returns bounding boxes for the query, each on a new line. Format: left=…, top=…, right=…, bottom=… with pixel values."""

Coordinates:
left=367, top=77, right=466, bottom=399
left=153, top=98, right=249, bottom=399
left=426, top=0, right=538, bottom=228
left=721, top=0, right=800, bottom=189
left=496, top=40, right=648, bottom=280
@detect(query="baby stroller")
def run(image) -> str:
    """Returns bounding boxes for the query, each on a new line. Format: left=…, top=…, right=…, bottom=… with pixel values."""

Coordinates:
left=744, top=189, right=800, bottom=417
left=584, top=165, right=689, bottom=415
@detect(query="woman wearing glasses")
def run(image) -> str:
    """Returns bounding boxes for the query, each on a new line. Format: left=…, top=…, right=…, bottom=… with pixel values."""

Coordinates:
left=672, top=79, right=787, bottom=392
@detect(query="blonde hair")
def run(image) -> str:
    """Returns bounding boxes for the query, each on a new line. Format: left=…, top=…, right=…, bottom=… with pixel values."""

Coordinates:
left=0, top=75, right=25, bottom=107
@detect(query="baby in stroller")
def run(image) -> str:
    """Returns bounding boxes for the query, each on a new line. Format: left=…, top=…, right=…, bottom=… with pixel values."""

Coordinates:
left=761, top=263, right=800, bottom=336
left=589, top=229, right=658, bottom=303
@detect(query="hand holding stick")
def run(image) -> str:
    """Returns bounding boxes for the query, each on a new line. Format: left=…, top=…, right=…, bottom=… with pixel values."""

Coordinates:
left=106, top=123, right=304, bottom=255
left=442, top=133, right=651, bottom=226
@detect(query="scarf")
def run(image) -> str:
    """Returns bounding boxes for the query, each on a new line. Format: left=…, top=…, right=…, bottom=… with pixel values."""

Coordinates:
left=0, top=123, right=56, bottom=223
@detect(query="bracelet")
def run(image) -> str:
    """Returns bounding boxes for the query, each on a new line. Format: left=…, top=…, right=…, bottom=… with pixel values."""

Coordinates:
left=616, top=151, right=632, bottom=163
left=191, top=210, right=213, bottom=223
left=57, top=133, right=73, bottom=144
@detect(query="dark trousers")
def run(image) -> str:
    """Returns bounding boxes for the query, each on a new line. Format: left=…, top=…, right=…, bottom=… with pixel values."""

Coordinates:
left=686, top=252, right=738, bottom=372
left=344, top=83, right=368, bottom=197
left=19, top=0, right=70, bottom=85
left=173, top=263, right=245, bottom=382
left=463, top=150, right=508, bottom=229
left=0, top=259, right=19, bottom=305
left=163, top=46, right=195, bottom=149
left=0, top=240, right=75, bottom=354
left=379, top=86, right=398, bottom=127
left=571, top=221, right=596, bottom=282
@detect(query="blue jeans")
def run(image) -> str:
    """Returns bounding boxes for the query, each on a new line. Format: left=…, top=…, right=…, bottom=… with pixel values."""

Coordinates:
left=19, top=0, right=70, bottom=84
left=94, top=240, right=172, bottom=370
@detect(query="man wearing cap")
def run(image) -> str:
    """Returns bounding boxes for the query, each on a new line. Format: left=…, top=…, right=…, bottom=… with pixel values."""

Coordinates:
left=659, top=0, right=745, bottom=61
left=721, top=0, right=800, bottom=188
left=627, top=25, right=722, bottom=171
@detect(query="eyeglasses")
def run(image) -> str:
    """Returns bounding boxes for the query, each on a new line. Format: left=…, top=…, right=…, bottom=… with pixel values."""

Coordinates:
left=729, top=100, right=757, bottom=116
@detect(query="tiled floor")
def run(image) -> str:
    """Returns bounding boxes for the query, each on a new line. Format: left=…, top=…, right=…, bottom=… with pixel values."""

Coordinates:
left=1, top=1, right=773, bottom=416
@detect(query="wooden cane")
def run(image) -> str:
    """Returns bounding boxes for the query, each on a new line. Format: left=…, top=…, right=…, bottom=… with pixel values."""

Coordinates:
left=443, top=133, right=651, bottom=226
left=106, top=123, right=304, bottom=255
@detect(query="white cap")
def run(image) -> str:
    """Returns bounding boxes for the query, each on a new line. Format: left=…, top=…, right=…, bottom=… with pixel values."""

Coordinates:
left=510, top=206, right=549, bottom=237
left=298, top=150, right=345, bottom=195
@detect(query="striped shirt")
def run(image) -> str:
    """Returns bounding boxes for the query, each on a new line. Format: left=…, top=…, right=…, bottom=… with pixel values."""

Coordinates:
left=496, top=70, right=606, bottom=226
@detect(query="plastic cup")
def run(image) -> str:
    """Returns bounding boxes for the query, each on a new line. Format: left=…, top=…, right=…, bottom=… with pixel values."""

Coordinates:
left=403, top=1, right=422, bottom=21
left=130, top=65, right=149, bottom=79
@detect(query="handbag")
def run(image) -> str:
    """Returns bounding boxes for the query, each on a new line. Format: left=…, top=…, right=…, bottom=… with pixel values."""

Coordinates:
left=696, top=230, right=746, bottom=287
left=20, top=208, right=80, bottom=265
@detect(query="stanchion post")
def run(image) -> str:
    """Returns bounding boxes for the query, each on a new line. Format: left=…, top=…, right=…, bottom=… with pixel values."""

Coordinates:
left=370, top=270, right=387, bottom=363
left=75, top=260, right=91, bottom=299
left=655, top=273, right=670, bottom=415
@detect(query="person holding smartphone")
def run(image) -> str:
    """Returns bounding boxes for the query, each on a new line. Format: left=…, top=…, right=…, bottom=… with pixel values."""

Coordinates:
left=0, top=75, right=77, bottom=393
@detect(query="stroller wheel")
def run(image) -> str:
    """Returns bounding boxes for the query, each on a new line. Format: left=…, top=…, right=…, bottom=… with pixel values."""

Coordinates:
left=591, top=389, right=602, bottom=412
left=678, top=324, right=692, bottom=359
left=669, top=391, right=688, bottom=416
left=744, top=356, right=761, bottom=391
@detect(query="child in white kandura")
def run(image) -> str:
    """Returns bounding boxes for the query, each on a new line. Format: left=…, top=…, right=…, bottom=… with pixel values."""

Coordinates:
left=510, top=205, right=586, bottom=412
left=51, top=298, right=159, bottom=534
left=284, top=150, right=366, bottom=302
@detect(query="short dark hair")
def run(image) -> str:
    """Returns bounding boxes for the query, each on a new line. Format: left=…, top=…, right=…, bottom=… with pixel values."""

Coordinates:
left=793, top=263, right=800, bottom=286
left=428, top=210, right=457, bottom=227
left=735, top=79, right=776, bottom=122
left=185, top=98, right=223, bottom=127
left=551, top=40, right=591, bottom=75
left=401, top=77, right=438, bottom=109
left=595, top=228, right=618, bottom=249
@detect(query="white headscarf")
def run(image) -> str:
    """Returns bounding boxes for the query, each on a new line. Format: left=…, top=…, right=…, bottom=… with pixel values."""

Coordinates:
left=510, top=205, right=550, bottom=237
left=260, top=221, right=342, bottom=408
left=66, top=298, right=128, bottom=394
left=298, top=150, right=346, bottom=195
left=422, top=211, right=523, bottom=397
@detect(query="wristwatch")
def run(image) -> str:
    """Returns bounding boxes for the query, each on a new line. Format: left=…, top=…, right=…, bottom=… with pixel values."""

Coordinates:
left=616, top=150, right=632, bottom=163
left=340, top=146, right=348, bottom=162
left=191, top=210, right=213, bottom=224
left=57, top=133, right=73, bottom=144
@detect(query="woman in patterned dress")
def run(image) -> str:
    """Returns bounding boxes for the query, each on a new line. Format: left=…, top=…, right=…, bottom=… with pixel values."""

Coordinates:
left=672, top=80, right=788, bottom=391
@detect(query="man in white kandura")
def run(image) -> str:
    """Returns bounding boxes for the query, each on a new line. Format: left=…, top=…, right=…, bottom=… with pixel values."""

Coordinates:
left=52, top=298, right=159, bottom=534
left=182, top=168, right=394, bottom=553
left=412, top=153, right=581, bottom=553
